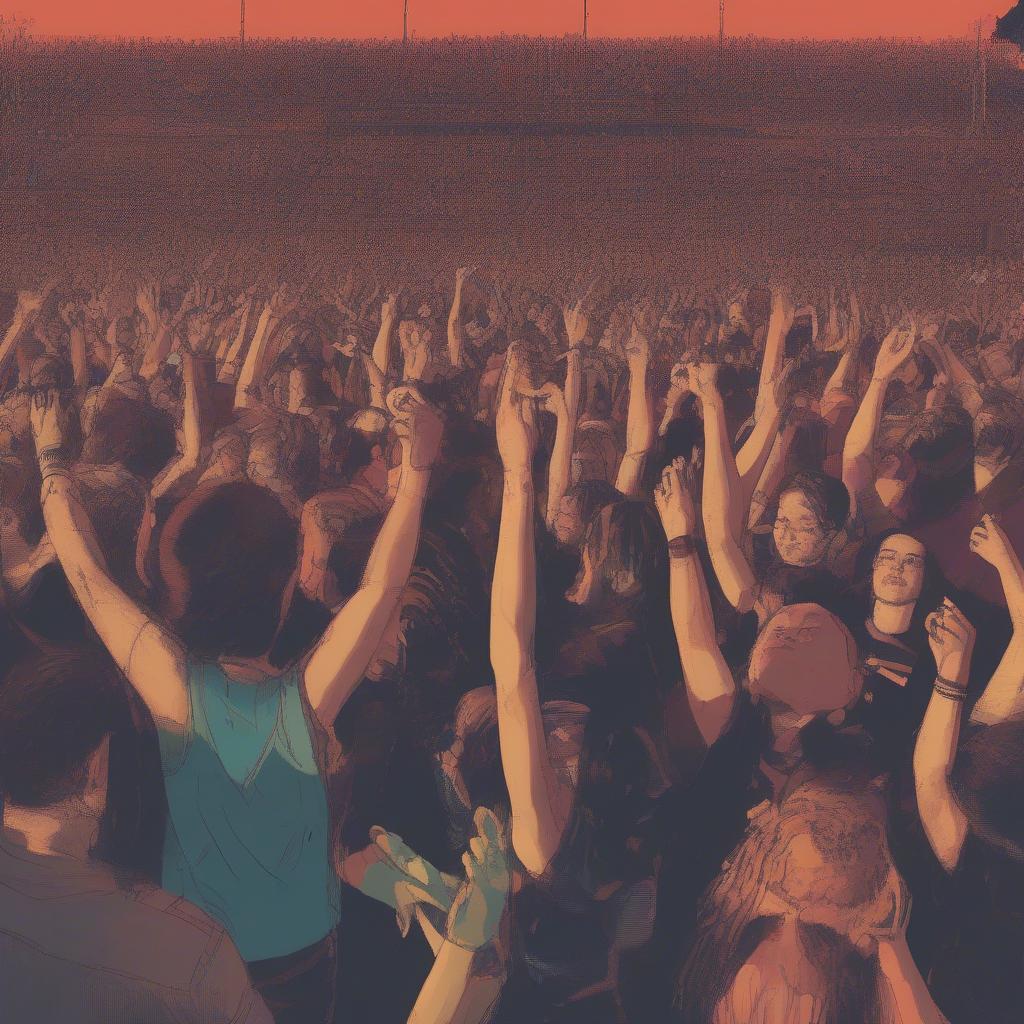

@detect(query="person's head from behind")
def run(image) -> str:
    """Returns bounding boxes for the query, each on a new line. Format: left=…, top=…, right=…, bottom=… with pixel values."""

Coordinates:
left=973, top=388, right=1024, bottom=476
left=879, top=405, right=974, bottom=523
left=701, top=917, right=881, bottom=1024
left=952, top=717, right=1024, bottom=864
left=159, top=481, right=298, bottom=661
left=567, top=499, right=666, bottom=608
left=0, top=649, right=130, bottom=843
left=772, top=472, right=849, bottom=568
left=748, top=604, right=862, bottom=727
left=81, top=394, right=176, bottom=481
left=553, top=478, right=621, bottom=548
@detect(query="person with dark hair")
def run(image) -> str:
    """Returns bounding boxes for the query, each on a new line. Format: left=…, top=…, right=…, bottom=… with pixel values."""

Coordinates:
left=913, top=516, right=1024, bottom=1024
left=29, top=384, right=444, bottom=1024
left=0, top=649, right=272, bottom=1024
left=846, top=529, right=944, bottom=772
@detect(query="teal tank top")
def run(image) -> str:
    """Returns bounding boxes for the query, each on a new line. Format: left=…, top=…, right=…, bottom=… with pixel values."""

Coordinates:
left=158, top=660, right=340, bottom=962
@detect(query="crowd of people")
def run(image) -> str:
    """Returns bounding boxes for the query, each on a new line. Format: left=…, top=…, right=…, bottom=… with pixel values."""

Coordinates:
left=1, top=261, right=1023, bottom=1023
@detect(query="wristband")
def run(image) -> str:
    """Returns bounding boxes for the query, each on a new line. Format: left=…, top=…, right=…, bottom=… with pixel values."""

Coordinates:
left=38, top=448, right=69, bottom=475
left=933, top=677, right=968, bottom=703
left=667, top=535, right=697, bottom=559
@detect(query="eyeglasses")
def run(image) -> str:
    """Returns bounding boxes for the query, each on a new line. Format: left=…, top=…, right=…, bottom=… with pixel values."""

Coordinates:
left=873, top=550, right=924, bottom=573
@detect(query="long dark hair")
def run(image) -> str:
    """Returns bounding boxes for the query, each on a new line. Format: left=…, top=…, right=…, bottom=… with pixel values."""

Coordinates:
left=853, top=527, right=948, bottom=639
left=159, top=481, right=298, bottom=659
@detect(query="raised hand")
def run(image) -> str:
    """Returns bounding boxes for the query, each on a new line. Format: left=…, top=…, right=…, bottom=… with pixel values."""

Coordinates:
left=873, top=319, right=918, bottom=381
left=654, top=455, right=699, bottom=540
left=16, top=279, right=55, bottom=322
left=970, top=514, right=1016, bottom=570
left=387, top=385, right=444, bottom=472
left=446, top=807, right=511, bottom=951
left=768, top=285, right=796, bottom=340
left=686, top=361, right=721, bottom=404
left=562, top=296, right=590, bottom=349
left=495, top=345, right=540, bottom=473
left=381, top=290, right=402, bottom=322
left=925, top=598, right=976, bottom=686
left=455, top=265, right=478, bottom=288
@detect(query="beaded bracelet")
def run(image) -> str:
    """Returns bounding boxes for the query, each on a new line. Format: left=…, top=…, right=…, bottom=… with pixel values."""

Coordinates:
left=934, top=677, right=968, bottom=703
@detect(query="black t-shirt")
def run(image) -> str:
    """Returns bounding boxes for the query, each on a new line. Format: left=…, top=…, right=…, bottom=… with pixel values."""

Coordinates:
left=848, top=618, right=934, bottom=775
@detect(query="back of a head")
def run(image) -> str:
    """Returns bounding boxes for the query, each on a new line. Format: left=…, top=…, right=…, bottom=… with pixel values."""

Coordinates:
left=160, top=481, right=299, bottom=660
left=780, top=470, right=850, bottom=534
left=953, top=717, right=1024, bottom=863
left=82, top=394, right=176, bottom=481
left=903, top=405, right=974, bottom=523
left=0, top=649, right=129, bottom=809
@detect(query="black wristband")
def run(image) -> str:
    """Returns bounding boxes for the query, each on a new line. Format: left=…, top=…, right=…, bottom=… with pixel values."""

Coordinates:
left=668, top=535, right=697, bottom=559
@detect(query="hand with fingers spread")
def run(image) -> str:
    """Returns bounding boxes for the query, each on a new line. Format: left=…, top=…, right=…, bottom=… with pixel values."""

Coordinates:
left=925, top=599, right=976, bottom=687
left=381, top=290, right=402, bottom=323
left=446, top=807, right=511, bottom=951
left=454, top=265, right=478, bottom=288
left=654, top=455, right=699, bottom=540
left=387, top=385, right=444, bottom=473
left=969, top=514, right=1015, bottom=570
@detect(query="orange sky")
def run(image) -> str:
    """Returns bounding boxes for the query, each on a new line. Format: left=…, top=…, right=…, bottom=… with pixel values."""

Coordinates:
left=2, top=1, right=1002, bottom=42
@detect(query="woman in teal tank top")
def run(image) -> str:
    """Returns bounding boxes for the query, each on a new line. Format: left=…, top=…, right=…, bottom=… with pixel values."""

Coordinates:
left=32, top=385, right=443, bottom=1024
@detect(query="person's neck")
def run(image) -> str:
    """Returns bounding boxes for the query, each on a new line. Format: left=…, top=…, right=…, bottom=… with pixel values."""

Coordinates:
left=872, top=598, right=914, bottom=636
left=2, top=802, right=98, bottom=862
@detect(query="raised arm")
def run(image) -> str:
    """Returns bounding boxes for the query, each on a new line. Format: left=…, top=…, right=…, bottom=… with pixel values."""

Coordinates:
left=542, top=299, right=586, bottom=528
left=407, top=808, right=509, bottom=1024
left=372, top=292, right=400, bottom=378
left=218, top=291, right=257, bottom=383
left=303, top=388, right=442, bottom=729
left=490, top=351, right=572, bottom=878
left=30, top=391, right=188, bottom=730
left=151, top=342, right=208, bottom=501
left=694, top=363, right=756, bottom=613
left=842, top=321, right=916, bottom=515
left=913, top=599, right=974, bottom=872
left=614, top=310, right=656, bottom=497
left=968, top=516, right=1024, bottom=725
left=753, top=286, right=792, bottom=424
left=234, top=285, right=296, bottom=410
left=0, top=286, right=49, bottom=382
left=447, top=267, right=475, bottom=371
left=654, top=458, right=737, bottom=745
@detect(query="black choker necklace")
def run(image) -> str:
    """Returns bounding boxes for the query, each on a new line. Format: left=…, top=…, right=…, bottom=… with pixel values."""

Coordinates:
left=874, top=596, right=916, bottom=608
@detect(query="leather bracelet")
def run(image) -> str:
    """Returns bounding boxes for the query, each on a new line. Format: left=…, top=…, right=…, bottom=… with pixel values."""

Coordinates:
left=935, top=673, right=967, bottom=692
left=668, top=535, right=697, bottom=559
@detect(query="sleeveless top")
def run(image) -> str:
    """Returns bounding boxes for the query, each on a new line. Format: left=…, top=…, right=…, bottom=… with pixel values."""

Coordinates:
left=158, top=660, right=339, bottom=962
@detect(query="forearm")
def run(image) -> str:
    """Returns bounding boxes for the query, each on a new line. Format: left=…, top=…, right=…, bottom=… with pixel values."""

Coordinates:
left=304, top=467, right=428, bottom=724
left=0, top=312, right=29, bottom=381
left=448, top=283, right=465, bottom=369
left=234, top=306, right=276, bottom=408
left=408, top=942, right=501, bottom=1024
left=736, top=400, right=783, bottom=508
left=701, top=395, right=744, bottom=547
left=615, top=358, right=654, bottom=496
left=842, top=376, right=888, bottom=500
left=941, top=342, right=983, bottom=415
left=139, top=323, right=174, bottom=381
left=219, top=303, right=254, bottom=382
left=372, top=313, right=396, bottom=376
left=545, top=409, right=575, bottom=529
left=491, top=471, right=561, bottom=875
left=69, top=326, right=90, bottom=391
left=669, top=551, right=736, bottom=744
left=913, top=687, right=968, bottom=871
left=877, top=938, right=949, bottom=1024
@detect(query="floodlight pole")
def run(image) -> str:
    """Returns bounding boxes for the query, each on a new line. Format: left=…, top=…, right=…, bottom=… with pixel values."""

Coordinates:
left=404, top=0, right=409, bottom=44
left=583, top=0, right=588, bottom=41
left=240, top=0, right=245, bottom=48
